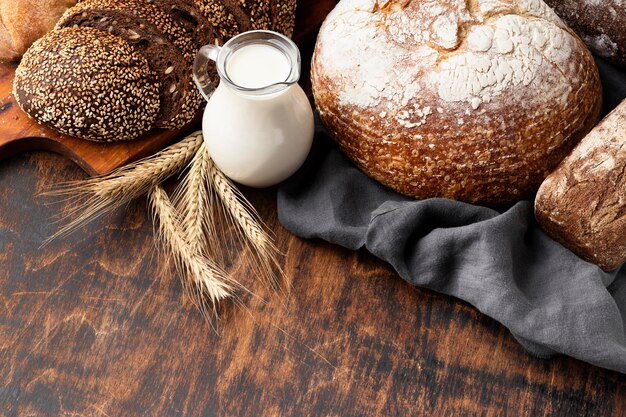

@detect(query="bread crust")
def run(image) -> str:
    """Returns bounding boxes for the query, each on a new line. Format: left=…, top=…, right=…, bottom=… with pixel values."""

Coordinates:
left=0, top=0, right=77, bottom=61
left=312, top=0, right=602, bottom=205
left=544, top=0, right=626, bottom=69
left=535, top=100, right=626, bottom=272
left=13, top=27, right=160, bottom=141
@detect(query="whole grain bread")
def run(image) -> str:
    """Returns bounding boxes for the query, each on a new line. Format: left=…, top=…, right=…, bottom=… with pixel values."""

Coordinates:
left=58, top=0, right=203, bottom=130
left=544, top=0, right=626, bottom=69
left=195, top=0, right=243, bottom=40
left=195, top=0, right=297, bottom=40
left=159, top=0, right=218, bottom=48
left=311, top=0, right=602, bottom=206
left=535, top=100, right=626, bottom=272
left=13, top=26, right=160, bottom=141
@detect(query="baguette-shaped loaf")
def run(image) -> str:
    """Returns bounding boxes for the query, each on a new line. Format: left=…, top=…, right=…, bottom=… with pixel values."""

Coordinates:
left=544, top=0, right=626, bottom=69
left=535, top=100, right=626, bottom=272
left=312, top=0, right=602, bottom=205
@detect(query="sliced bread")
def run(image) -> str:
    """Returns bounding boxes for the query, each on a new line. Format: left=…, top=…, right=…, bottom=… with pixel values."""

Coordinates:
left=58, top=0, right=203, bottom=129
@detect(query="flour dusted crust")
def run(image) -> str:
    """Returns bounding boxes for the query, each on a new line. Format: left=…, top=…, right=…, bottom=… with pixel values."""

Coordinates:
left=535, top=100, right=626, bottom=272
left=311, top=0, right=602, bottom=205
left=544, top=0, right=626, bottom=69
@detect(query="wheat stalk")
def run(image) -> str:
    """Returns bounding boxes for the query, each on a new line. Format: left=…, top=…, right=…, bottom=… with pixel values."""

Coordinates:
left=206, top=149, right=283, bottom=286
left=44, top=132, right=203, bottom=242
left=172, top=142, right=222, bottom=258
left=148, top=184, right=233, bottom=316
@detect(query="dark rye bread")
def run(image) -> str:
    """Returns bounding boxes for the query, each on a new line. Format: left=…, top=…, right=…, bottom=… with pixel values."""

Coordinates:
left=154, top=0, right=218, bottom=48
left=58, top=0, right=203, bottom=129
left=195, top=0, right=297, bottom=40
left=13, top=27, right=160, bottom=141
left=227, top=0, right=271, bottom=31
left=195, top=0, right=242, bottom=40
left=535, top=100, right=626, bottom=272
left=270, top=0, right=297, bottom=37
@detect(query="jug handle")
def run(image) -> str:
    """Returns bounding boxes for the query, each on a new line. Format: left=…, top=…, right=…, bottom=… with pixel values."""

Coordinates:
left=193, top=44, right=222, bottom=101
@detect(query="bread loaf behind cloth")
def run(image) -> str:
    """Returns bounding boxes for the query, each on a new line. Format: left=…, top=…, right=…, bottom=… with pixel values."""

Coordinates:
left=535, top=100, right=626, bottom=272
left=0, top=0, right=76, bottom=62
left=544, top=0, right=626, bottom=69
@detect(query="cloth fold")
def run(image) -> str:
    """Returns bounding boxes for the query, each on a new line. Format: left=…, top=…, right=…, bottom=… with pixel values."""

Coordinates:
left=277, top=56, right=626, bottom=373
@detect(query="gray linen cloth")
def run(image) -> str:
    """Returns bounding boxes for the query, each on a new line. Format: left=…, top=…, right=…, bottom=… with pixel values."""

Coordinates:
left=277, top=57, right=626, bottom=374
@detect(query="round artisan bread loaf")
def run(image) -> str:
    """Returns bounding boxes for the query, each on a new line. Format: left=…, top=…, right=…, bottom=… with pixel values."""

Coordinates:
left=311, top=0, right=602, bottom=205
left=535, top=99, right=626, bottom=272
left=13, top=26, right=160, bottom=141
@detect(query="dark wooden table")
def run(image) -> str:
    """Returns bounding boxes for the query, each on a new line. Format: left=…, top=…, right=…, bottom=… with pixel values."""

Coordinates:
left=0, top=151, right=625, bottom=417
left=2, top=2, right=626, bottom=415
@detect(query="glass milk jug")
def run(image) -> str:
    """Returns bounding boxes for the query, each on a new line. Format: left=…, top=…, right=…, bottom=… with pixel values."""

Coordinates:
left=192, top=30, right=314, bottom=188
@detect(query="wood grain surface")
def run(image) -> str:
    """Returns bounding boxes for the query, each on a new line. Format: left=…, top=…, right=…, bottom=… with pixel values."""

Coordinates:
left=1, top=1, right=626, bottom=416
left=1, top=151, right=626, bottom=417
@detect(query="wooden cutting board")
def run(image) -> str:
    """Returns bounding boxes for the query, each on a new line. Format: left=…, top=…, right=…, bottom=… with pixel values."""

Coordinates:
left=0, top=0, right=335, bottom=176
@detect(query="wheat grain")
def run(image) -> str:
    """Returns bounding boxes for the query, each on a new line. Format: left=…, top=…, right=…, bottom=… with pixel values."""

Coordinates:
left=45, top=132, right=203, bottom=242
left=206, top=152, right=283, bottom=286
left=172, top=143, right=221, bottom=259
left=148, top=184, right=233, bottom=315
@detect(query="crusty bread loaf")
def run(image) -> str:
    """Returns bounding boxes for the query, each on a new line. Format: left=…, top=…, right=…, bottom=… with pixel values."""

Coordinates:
left=535, top=100, right=626, bottom=272
left=0, top=0, right=77, bottom=62
left=544, top=0, right=626, bottom=69
left=311, top=0, right=602, bottom=206
left=13, top=27, right=160, bottom=141
left=57, top=0, right=203, bottom=130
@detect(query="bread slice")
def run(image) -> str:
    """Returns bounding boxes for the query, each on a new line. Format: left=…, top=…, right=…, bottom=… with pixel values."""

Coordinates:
left=270, top=0, right=297, bottom=37
left=13, top=26, right=160, bottom=141
left=159, top=0, right=218, bottom=48
left=194, top=0, right=244, bottom=40
left=58, top=0, right=203, bottom=129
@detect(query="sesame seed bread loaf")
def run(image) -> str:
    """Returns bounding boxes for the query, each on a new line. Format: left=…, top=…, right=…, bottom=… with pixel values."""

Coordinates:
left=195, top=0, right=297, bottom=40
left=14, top=0, right=299, bottom=141
left=311, top=0, right=602, bottom=206
left=195, top=0, right=244, bottom=40
left=57, top=0, right=203, bottom=130
left=535, top=100, right=626, bottom=272
left=158, top=0, right=219, bottom=48
left=544, top=0, right=626, bottom=69
left=270, top=0, right=297, bottom=38
left=13, top=27, right=160, bottom=141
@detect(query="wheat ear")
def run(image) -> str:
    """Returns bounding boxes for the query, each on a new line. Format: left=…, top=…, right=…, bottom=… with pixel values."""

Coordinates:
left=172, top=142, right=222, bottom=259
left=44, top=132, right=204, bottom=242
left=148, top=184, right=232, bottom=315
left=206, top=149, right=283, bottom=285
